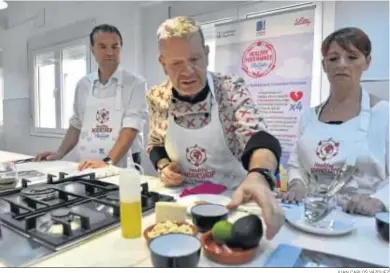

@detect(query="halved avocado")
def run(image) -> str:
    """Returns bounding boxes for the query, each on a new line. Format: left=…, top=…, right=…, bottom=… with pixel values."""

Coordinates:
left=227, top=214, right=263, bottom=250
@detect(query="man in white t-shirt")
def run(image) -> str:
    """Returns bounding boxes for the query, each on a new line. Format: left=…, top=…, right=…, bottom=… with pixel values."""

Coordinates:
left=35, top=24, right=148, bottom=170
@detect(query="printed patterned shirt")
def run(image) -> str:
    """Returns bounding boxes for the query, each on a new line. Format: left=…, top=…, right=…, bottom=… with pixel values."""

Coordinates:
left=146, top=72, right=281, bottom=170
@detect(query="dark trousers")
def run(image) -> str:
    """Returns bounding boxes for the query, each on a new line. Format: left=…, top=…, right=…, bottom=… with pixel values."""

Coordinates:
left=132, top=152, right=141, bottom=171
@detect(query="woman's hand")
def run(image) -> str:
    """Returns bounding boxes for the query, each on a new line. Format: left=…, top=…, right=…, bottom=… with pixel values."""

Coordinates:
left=280, top=180, right=308, bottom=204
left=342, top=194, right=387, bottom=216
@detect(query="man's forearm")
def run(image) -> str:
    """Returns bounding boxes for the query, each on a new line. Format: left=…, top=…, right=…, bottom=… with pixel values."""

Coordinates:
left=149, top=146, right=170, bottom=170
left=57, top=126, right=81, bottom=158
left=249, top=149, right=278, bottom=173
left=108, top=128, right=137, bottom=164
left=241, top=131, right=282, bottom=173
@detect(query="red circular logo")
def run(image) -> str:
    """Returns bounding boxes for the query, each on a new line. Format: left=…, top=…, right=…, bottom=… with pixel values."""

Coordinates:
left=96, top=108, right=110, bottom=124
left=185, top=145, right=207, bottom=167
left=316, top=138, right=340, bottom=161
left=242, top=40, right=276, bottom=78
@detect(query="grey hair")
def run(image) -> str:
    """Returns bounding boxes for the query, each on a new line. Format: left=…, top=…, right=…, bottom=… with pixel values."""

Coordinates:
left=156, top=16, right=205, bottom=46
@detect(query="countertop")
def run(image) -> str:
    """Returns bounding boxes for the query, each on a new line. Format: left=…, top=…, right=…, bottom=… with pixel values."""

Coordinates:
left=0, top=151, right=388, bottom=267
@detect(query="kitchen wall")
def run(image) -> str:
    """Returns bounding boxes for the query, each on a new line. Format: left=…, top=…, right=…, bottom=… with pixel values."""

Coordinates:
left=0, top=1, right=388, bottom=176
left=334, top=1, right=389, bottom=100
left=0, top=1, right=148, bottom=167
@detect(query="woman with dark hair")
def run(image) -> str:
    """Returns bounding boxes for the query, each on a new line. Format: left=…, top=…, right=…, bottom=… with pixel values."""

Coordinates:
left=283, top=27, right=389, bottom=216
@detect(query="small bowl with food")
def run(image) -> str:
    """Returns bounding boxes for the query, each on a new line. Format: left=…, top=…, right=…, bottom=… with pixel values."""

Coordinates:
left=191, top=203, right=229, bottom=233
left=143, top=220, right=198, bottom=244
left=200, top=215, right=263, bottom=265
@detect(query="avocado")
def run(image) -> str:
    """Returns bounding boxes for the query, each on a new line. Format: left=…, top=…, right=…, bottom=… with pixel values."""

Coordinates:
left=227, top=215, right=263, bottom=250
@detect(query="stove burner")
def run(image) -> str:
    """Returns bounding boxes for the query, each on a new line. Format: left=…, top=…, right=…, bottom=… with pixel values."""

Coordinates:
left=21, top=186, right=58, bottom=201
left=37, top=209, right=80, bottom=236
left=51, top=208, right=71, bottom=220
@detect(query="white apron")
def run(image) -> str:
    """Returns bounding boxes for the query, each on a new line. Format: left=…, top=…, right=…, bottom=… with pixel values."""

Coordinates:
left=77, top=71, right=131, bottom=168
left=297, top=89, right=385, bottom=195
left=165, top=74, right=247, bottom=190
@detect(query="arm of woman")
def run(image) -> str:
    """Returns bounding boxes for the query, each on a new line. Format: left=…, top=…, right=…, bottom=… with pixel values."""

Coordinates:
left=282, top=109, right=313, bottom=202
left=287, top=109, right=313, bottom=188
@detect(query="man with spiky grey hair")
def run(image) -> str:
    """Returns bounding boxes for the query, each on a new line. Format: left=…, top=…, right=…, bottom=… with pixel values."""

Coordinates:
left=147, top=16, right=284, bottom=240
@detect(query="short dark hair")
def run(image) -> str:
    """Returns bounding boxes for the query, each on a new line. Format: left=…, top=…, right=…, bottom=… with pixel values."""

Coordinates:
left=321, top=27, right=371, bottom=57
left=90, top=24, right=123, bottom=47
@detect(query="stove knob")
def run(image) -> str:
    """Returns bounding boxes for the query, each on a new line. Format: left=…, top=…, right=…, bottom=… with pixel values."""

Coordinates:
left=21, top=178, right=29, bottom=188
left=59, top=172, right=67, bottom=180
left=141, top=183, right=149, bottom=195
left=47, top=174, right=56, bottom=183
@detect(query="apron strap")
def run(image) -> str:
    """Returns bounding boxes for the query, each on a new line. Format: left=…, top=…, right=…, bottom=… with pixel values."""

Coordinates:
left=359, top=88, right=371, bottom=134
left=115, top=70, right=124, bottom=110
left=88, top=73, right=97, bottom=97
left=207, top=72, right=216, bottom=99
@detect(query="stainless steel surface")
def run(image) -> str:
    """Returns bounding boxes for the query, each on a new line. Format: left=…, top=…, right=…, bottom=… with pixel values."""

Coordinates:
left=0, top=171, right=175, bottom=267
left=0, top=224, right=53, bottom=267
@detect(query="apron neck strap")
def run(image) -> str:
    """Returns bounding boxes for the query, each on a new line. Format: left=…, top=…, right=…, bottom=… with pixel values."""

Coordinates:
left=114, top=70, right=124, bottom=110
left=359, top=88, right=371, bottom=133
left=206, top=72, right=216, bottom=99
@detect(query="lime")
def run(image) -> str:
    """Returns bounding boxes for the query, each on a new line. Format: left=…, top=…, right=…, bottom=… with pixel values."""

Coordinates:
left=211, top=220, right=233, bottom=245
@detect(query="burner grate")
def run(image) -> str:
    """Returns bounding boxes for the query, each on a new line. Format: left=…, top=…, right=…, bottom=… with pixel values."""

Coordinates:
left=0, top=171, right=175, bottom=251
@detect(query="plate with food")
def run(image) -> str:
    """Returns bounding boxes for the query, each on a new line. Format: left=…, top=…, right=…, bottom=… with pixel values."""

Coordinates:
left=177, top=194, right=232, bottom=215
left=143, top=220, right=198, bottom=244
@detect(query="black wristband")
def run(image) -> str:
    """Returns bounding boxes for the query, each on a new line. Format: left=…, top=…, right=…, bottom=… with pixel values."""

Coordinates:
left=248, top=168, right=276, bottom=191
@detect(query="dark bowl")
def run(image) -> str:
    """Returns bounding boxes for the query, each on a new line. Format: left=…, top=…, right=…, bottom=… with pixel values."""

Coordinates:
left=149, top=233, right=201, bottom=267
left=191, top=203, right=229, bottom=233
left=375, top=212, right=389, bottom=242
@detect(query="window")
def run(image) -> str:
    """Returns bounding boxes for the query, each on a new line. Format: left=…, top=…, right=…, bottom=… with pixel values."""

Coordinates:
left=28, top=18, right=96, bottom=137
left=61, top=45, right=88, bottom=129
left=31, top=39, right=91, bottom=136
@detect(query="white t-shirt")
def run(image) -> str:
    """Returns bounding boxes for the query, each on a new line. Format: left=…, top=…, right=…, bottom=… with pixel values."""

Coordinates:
left=69, top=67, right=148, bottom=153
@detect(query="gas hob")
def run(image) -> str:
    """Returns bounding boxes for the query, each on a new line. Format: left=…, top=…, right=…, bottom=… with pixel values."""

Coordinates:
left=0, top=171, right=175, bottom=267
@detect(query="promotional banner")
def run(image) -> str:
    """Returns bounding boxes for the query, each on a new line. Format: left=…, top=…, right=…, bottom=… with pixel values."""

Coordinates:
left=214, top=7, right=315, bottom=173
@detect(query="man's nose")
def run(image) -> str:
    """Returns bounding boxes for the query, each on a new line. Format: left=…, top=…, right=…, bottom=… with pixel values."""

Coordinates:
left=182, top=62, right=196, bottom=75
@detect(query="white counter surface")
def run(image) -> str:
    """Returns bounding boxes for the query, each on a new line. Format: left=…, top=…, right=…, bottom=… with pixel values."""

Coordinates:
left=0, top=151, right=388, bottom=267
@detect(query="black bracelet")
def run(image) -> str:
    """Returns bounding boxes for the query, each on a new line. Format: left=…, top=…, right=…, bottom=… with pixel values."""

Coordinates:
left=248, top=168, right=276, bottom=191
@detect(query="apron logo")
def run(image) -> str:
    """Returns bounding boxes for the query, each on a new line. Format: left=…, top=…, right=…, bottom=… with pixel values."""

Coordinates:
left=96, top=108, right=110, bottom=124
left=92, top=108, right=113, bottom=140
left=316, top=138, right=339, bottom=161
left=186, top=144, right=207, bottom=167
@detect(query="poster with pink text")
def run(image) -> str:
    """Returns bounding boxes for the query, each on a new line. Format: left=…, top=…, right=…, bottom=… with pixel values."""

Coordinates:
left=214, top=7, right=315, bottom=170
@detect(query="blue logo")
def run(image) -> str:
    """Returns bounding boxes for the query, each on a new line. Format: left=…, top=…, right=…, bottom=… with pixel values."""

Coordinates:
left=256, top=20, right=266, bottom=32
